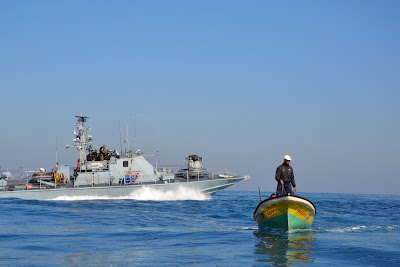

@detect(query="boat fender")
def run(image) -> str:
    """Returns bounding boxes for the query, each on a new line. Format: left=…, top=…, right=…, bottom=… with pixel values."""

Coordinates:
left=27, top=185, right=33, bottom=190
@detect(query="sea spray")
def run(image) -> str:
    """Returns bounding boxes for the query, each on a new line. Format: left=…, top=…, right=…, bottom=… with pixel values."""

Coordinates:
left=126, top=186, right=211, bottom=201
left=51, top=185, right=211, bottom=201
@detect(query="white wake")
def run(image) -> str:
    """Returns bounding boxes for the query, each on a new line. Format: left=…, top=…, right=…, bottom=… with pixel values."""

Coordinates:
left=51, top=186, right=211, bottom=201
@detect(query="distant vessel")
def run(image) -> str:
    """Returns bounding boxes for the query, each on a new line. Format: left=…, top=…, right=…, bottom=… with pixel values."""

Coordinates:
left=254, top=195, right=316, bottom=231
left=0, top=116, right=250, bottom=200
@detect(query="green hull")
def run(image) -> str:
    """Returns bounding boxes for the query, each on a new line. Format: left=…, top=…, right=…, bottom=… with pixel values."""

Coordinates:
left=254, top=195, right=316, bottom=231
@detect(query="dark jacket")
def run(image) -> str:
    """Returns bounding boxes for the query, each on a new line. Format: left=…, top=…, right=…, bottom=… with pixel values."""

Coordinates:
left=87, top=153, right=94, bottom=161
left=275, top=163, right=296, bottom=188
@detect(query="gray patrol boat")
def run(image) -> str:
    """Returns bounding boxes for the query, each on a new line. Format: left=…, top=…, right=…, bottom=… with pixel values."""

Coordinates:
left=0, top=116, right=250, bottom=200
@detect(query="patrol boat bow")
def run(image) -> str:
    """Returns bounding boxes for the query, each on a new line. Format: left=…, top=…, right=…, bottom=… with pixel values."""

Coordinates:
left=0, top=116, right=250, bottom=200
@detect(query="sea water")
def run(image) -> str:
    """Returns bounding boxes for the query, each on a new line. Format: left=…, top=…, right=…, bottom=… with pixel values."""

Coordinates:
left=0, top=190, right=399, bottom=266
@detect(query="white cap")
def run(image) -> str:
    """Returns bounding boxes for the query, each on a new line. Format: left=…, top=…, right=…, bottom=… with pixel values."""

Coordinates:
left=284, top=155, right=292, bottom=161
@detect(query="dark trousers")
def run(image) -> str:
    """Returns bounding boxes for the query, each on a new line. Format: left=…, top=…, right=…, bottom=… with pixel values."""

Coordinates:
left=276, top=183, right=294, bottom=196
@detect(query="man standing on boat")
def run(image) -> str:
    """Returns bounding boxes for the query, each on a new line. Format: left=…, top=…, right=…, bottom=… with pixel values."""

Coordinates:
left=99, top=145, right=106, bottom=161
left=275, top=155, right=297, bottom=196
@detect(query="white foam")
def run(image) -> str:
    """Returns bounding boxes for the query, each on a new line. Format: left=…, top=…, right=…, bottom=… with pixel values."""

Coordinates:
left=325, top=225, right=391, bottom=233
left=326, top=226, right=365, bottom=233
left=50, top=186, right=212, bottom=201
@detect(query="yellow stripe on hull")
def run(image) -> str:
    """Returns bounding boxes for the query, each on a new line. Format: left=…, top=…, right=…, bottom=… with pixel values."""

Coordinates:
left=288, top=201, right=315, bottom=226
left=254, top=195, right=316, bottom=231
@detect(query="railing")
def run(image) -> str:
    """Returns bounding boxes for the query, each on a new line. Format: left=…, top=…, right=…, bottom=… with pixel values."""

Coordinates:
left=180, top=168, right=238, bottom=182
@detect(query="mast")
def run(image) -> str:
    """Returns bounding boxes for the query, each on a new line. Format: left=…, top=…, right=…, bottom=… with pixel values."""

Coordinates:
left=130, top=112, right=160, bottom=168
left=56, top=136, right=58, bottom=170
left=126, top=121, right=129, bottom=154
left=66, top=115, right=91, bottom=171
left=119, top=120, right=123, bottom=153
left=134, top=117, right=137, bottom=153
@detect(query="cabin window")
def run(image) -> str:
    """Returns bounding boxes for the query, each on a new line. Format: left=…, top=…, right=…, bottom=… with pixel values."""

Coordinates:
left=123, top=161, right=128, bottom=167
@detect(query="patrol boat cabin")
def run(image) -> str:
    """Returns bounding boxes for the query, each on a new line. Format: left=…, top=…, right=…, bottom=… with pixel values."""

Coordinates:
left=66, top=116, right=174, bottom=187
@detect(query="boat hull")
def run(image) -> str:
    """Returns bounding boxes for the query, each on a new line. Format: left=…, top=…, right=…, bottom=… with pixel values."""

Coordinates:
left=0, top=177, right=247, bottom=200
left=254, top=195, right=316, bottom=231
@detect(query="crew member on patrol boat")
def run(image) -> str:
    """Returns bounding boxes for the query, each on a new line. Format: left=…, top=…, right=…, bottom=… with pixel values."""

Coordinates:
left=275, top=155, right=297, bottom=196
left=87, top=150, right=95, bottom=161
left=93, top=149, right=98, bottom=161
left=99, top=145, right=106, bottom=161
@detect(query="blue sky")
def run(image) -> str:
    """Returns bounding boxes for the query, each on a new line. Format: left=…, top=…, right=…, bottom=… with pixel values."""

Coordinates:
left=1, top=1, right=399, bottom=194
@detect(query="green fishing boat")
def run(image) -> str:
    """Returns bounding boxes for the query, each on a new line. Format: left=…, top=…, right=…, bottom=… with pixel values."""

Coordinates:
left=254, top=195, right=316, bottom=231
